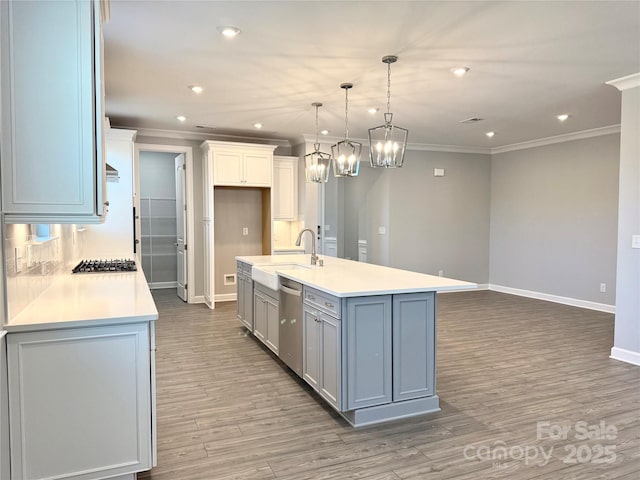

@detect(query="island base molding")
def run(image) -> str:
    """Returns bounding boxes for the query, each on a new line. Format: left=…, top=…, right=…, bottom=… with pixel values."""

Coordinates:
left=340, top=395, right=441, bottom=427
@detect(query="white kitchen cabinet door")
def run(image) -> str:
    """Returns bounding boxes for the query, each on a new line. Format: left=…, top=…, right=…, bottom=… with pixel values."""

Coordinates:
left=0, top=0, right=108, bottom=223
left=243, top=152, right=272, bottom=186
left=273, top=156, right=299, bottom=220
left=213, top=151, right=243, bottom=186
left=7, top=323, right=152, bottom=480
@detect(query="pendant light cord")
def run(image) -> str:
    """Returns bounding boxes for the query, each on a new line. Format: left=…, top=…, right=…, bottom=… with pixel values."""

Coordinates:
left=315, top=104, right=319, bottom=146
left=344, top=88, right=350, bottom=141
left=387, top=61, right=392, bottom=115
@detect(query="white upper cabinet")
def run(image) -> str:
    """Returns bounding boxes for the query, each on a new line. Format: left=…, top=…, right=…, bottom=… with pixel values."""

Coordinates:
left=0, top=0, right=108, bottom=223
left=273, top=156, right=299, bottom=220
left=201, top=141, right=275, bottom=187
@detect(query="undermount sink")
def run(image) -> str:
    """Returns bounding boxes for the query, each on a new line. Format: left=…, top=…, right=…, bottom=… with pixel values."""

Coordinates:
left=251, top=264, right=311, bottom=291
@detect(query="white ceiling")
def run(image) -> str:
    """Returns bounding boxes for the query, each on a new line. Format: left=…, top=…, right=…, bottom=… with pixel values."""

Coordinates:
left=104, top=1, right=640, bottom=149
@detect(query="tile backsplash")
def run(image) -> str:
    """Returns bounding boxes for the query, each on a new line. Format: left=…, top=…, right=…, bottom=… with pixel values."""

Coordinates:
left=4, top=224, right=84, bottom=321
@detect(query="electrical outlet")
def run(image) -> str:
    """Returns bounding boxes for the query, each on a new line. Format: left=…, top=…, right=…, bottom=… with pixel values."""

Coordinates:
left=600, top=283, right=607, bottom=293
left=224, top=273, right=237, bottom=286
left=242, top=227, right=249, bottom=236
left=378, top=226, right=386, bottom=235
left=632, top=235, right=640, bottom=249
left=438, top=270, right=444, bottom=277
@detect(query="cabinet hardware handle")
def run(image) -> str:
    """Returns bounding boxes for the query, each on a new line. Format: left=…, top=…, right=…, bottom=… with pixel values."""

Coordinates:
left=104, top=201, right=110, bottom=206
left=325, top=302, right=334, bottom=308
left=308, top=294, right=316, bottom=300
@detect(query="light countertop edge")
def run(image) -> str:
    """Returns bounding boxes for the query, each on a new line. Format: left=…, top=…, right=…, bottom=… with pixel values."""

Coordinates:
left=237, top=254, right=477, bottom=297
left=5, top=267, right=159, bottom=333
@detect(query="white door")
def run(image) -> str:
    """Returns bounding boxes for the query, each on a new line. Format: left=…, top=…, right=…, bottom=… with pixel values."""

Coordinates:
left=175, top=154, right=187, bottom=302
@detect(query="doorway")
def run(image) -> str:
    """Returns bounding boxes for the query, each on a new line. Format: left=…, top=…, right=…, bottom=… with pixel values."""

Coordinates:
left=134, top=144, right=195, bottom=303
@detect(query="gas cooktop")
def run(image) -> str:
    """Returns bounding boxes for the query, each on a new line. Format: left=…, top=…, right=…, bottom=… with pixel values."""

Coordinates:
left=72, top=259, right=137, bottom=274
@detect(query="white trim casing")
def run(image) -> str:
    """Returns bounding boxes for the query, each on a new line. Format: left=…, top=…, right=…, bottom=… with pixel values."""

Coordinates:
left=489, top=284, right=615, bottom=314
left=134, top=143, right=196, bottom=304
left=606, top=73, right=640, bottom=91
left=191, top=295, right=206, bottom=304
left=610, top=347, right=640, bottom=366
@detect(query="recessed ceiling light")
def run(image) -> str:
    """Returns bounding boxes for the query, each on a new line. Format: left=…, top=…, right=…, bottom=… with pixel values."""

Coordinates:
left=486, top=131, right=496, bottom=138
left=557, top=114, right=570, bottom=122
left=367, top=108, right=379, bottom=114
left=217, top=26, right=240, bottom=38
left=321, top=130, right=329, bottom=135
left=451, top=67, right=470, bottom=77
left=176, top=115, right=186, bottom=122
left=188, top=85, right=204, bottom=94
left=253, top=123, right=262, bottom=129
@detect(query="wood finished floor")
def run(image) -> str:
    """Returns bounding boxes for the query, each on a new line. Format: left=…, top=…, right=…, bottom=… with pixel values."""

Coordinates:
left=139, top=290, right=639, bottom=480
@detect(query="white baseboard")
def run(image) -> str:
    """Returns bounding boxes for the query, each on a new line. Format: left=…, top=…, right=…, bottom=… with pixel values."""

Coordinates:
left=610, top=347, right=640, bottom=366
left=149, top=281, right=178, bottom=290
left=215, top=293, right=237, bottom=302
left=489, top=284, right=615, bottom=314
left=190, top=295, right=206, bottom=304
left=437, top=283, right=489, bottom=294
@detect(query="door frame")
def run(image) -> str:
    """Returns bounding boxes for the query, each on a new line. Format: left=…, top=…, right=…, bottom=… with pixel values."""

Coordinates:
left=134, top=143, right=196, bottom=304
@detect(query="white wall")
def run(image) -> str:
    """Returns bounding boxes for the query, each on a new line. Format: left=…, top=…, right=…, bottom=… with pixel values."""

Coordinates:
left=83, top=129, right=136, bottom=259
left=610, top=78, right=640, bottom=365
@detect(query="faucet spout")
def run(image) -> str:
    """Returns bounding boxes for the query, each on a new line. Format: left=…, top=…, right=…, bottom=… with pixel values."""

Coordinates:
left=295, top=228, right=318, bottom=266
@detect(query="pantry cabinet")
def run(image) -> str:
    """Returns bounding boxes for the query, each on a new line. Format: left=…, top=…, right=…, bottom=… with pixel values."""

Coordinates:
left=0, top=0, right=109, bottom=224
left=6, top=322, right=153, bottom=480
left=273, top=156, right=299, bottom=220
left=201, top=141, right=277, bottom=308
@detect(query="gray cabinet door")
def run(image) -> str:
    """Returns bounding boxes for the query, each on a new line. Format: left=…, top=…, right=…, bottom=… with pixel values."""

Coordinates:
left=265, top=297, right=279, bottom=354
left=392, top=292, right=436, bottom=401
left=302, top=305, right=320, bottom=389
left=346, top=296, right=392, bottom=410
left=253, top=291, right=267, bottom=341
left=0, top=0, right=106, bottom=222
left=7, top=323, right=151, bottom=479
left=242, top=275, right=253, bottom=330
left=237, top=269, right=245, bottom=323
left=319, top=313, right=341, bottom=410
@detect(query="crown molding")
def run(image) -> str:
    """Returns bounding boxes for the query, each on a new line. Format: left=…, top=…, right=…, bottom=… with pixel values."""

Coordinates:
left=606, top=73, right=640, bottom=91
left=300, top=133, right=491, bottom=154
left=122, top=126, right=291, bottom=147
left=106, top=128, right=137, bottom=142
left=491, top=125, right=621, bottom=154
left=410, top=143, right=491, bottom=154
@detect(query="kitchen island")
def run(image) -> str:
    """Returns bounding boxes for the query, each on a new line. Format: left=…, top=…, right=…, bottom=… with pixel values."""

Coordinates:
left=3, top=267, right=157, bottom=480
left=236, top=254, right=476, bottom=427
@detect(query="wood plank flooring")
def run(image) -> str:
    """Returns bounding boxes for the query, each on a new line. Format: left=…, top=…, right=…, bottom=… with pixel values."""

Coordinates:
left=139, top=290, right=639, bottom=480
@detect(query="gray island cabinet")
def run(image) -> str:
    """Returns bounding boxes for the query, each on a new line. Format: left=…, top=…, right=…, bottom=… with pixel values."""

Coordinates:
left=237, top=254, right=475, bottom=427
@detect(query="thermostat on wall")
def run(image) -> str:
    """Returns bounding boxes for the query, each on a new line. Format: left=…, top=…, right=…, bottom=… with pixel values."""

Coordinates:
left=434, top=168, right=445, bottom=177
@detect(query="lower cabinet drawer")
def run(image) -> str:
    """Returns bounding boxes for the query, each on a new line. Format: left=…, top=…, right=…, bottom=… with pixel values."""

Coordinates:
left=304, top=286, right=341, bottom=318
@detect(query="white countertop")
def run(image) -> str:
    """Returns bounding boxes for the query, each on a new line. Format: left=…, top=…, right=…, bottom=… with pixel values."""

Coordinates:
left=5, top=267, right=158, bottom=333
left=236, top=254, right=476, bottom=297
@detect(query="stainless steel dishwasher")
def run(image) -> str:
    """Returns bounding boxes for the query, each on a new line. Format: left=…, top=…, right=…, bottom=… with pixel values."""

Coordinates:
left=279, top=277, right=303, bottom=377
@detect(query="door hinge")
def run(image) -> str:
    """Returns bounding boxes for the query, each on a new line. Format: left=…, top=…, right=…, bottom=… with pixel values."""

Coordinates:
left=184, top=244, right=187, bottom=250
left=184, top=204, right=187, bottom=211
left=185, top=283, right=188, bottom=290
left=183, top=164, right=186, bottom=170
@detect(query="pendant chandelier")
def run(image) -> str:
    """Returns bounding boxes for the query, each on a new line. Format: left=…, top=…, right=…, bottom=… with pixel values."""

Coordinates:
left=368, top=55, right=408, bottom=168
left=332, top=83, right=362, bottom=177
left=304, top=102, right=332, bottom=183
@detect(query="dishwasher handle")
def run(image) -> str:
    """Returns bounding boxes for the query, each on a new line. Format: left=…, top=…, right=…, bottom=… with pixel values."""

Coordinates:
left=280, top=284, right=302, bottom=297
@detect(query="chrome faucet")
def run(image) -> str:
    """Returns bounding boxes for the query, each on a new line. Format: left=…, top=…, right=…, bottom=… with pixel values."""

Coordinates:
left=295, top=228, right=319, bottom=266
